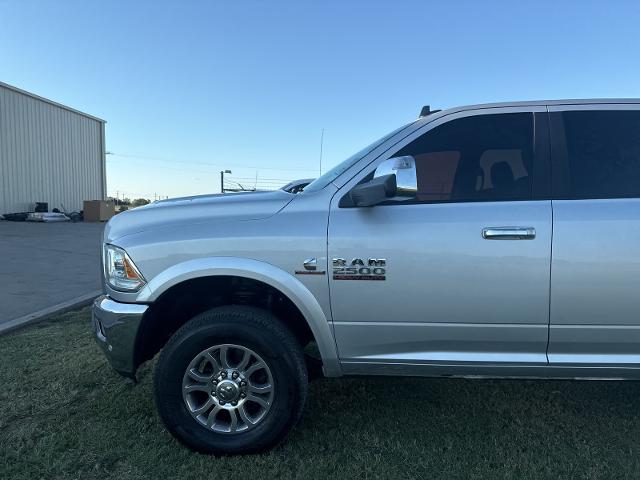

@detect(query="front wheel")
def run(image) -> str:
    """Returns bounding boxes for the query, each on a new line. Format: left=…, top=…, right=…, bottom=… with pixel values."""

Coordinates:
left=154, top=306, right=308, bottom=454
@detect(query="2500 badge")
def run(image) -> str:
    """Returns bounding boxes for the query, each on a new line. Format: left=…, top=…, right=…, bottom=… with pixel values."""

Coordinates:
left=332, top=258, right=386, bottom=281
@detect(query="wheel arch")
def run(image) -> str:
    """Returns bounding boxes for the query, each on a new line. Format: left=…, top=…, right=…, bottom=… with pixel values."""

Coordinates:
left=135, top=257, right=341, bottom=377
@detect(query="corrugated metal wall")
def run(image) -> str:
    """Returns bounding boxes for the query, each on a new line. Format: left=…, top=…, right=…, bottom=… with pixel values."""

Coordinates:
left=0, top=83, right=105, bottom=214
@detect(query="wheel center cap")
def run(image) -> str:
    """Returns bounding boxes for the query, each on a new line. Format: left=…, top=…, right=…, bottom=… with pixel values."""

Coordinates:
left=216, top=380, right=239, bottom=401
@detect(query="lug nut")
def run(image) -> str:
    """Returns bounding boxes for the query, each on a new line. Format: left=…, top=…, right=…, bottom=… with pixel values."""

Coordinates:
left=231, top=401, right=238, bottom=406
left=240, top=392, right=246, bottom=398
left=211, top=380, right=218, bottom=386
left=221, top=371, right=227, bottom=378
left=232, top=371, right=239, bottom=379
left=219, top=401, right=226, bottom=406
left=211, top=390, right=216, bottom=395
left=240, top=381, right=247, bottom=387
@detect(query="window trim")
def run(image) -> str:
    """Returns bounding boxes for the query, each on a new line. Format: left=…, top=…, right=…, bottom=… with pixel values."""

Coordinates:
left=549, top=104, right=640, bottom=201
left=337, top=107, right=551, bottom=208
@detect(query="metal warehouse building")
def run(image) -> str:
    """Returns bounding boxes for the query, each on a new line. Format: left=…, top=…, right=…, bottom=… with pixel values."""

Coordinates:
left=0, top=81, right=106, bottom=215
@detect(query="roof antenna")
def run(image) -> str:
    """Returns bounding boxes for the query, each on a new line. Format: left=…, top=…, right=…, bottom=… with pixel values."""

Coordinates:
left=419, top=105, right=441, bottom=118
left=419, top=105, right=431, bottom=117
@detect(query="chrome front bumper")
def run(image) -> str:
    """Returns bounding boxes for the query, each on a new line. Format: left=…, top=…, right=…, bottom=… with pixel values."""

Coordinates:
left=92, top=295, right=148, bottom=379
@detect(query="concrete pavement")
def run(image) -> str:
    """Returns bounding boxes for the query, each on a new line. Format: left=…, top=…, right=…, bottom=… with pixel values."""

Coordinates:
left=0, top=221, right=104, bottom=330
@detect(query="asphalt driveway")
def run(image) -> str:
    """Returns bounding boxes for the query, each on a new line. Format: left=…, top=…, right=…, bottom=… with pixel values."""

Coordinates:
left=0, top=221, right=104, bottom=329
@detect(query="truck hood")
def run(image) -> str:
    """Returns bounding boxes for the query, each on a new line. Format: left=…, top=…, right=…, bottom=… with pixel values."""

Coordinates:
left=104, top=190, right=294, bottom=243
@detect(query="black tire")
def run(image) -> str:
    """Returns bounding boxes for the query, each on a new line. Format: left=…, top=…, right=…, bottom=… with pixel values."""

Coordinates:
left=154, top=305, right=308, bottom=455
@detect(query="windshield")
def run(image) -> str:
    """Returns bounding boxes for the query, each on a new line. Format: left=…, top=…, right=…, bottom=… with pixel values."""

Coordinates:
left=303, top=123, right=413, bottom=192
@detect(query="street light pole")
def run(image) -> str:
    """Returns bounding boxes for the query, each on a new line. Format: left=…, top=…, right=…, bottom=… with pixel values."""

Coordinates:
left=220, top=169, right=232, bottom=193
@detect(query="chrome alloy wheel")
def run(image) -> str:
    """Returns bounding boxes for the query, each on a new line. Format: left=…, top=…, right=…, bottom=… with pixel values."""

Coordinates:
left=182, top=344, right=274, bottom=434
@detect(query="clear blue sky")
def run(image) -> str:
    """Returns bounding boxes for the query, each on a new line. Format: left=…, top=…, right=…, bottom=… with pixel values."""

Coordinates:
left=1, top=0, right=639, bottom=199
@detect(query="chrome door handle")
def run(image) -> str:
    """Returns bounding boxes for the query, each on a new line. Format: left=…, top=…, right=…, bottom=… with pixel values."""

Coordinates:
left=482, top=227, right=536, bottom=240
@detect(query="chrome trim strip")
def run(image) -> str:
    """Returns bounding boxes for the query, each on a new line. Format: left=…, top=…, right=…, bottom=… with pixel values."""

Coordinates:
left=340, top=361, right=640, bottom=380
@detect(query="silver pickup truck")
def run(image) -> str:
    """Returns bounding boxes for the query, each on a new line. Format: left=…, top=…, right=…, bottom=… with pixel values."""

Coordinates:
left=94, top=99, right=640, bottom=454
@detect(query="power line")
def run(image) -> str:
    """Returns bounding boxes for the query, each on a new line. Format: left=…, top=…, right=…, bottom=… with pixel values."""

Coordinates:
left=225, top=176, right=300, bottom=182
left=106, top=152, right=318, bottom=172
left=108, top=191, right=167, bottom=199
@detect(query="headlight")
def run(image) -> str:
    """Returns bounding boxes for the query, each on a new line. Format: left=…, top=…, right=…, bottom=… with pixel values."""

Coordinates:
left=104, top=244, right=146, bottom=292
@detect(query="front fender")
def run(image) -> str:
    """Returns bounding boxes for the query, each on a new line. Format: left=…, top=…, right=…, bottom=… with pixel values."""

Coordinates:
left=136, top=257, right=341, bottom=377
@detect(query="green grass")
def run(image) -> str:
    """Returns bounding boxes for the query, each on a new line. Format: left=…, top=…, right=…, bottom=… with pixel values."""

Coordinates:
left=2, top=309, right=640, bottom=479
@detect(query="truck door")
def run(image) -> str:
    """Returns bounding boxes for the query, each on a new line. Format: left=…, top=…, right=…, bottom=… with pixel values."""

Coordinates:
left=328, top=108, right=553, bottom=374
left=548, top=105, right=640, bottom=368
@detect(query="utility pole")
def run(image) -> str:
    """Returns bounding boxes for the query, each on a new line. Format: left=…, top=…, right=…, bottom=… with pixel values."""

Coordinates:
left=319, top=128, right=324, bottom=176
left=220, top=169, right=232, bottom=193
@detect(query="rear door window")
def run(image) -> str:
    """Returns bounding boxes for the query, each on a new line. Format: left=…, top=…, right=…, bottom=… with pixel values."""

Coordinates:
left=553, top=110, right=640, bottom=199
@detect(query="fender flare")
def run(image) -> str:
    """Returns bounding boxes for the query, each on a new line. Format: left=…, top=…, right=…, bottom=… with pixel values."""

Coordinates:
left=136, top=257, right=342, bottom=377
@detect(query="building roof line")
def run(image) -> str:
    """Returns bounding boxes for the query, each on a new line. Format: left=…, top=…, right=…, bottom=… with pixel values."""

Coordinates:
left=0, top=80, right=106, bottom=123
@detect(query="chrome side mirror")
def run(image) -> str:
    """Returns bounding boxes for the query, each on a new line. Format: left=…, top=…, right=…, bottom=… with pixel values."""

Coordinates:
left=373, top=156, right=417, bottom=199
left=345, top=155, right=417, bottom=207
